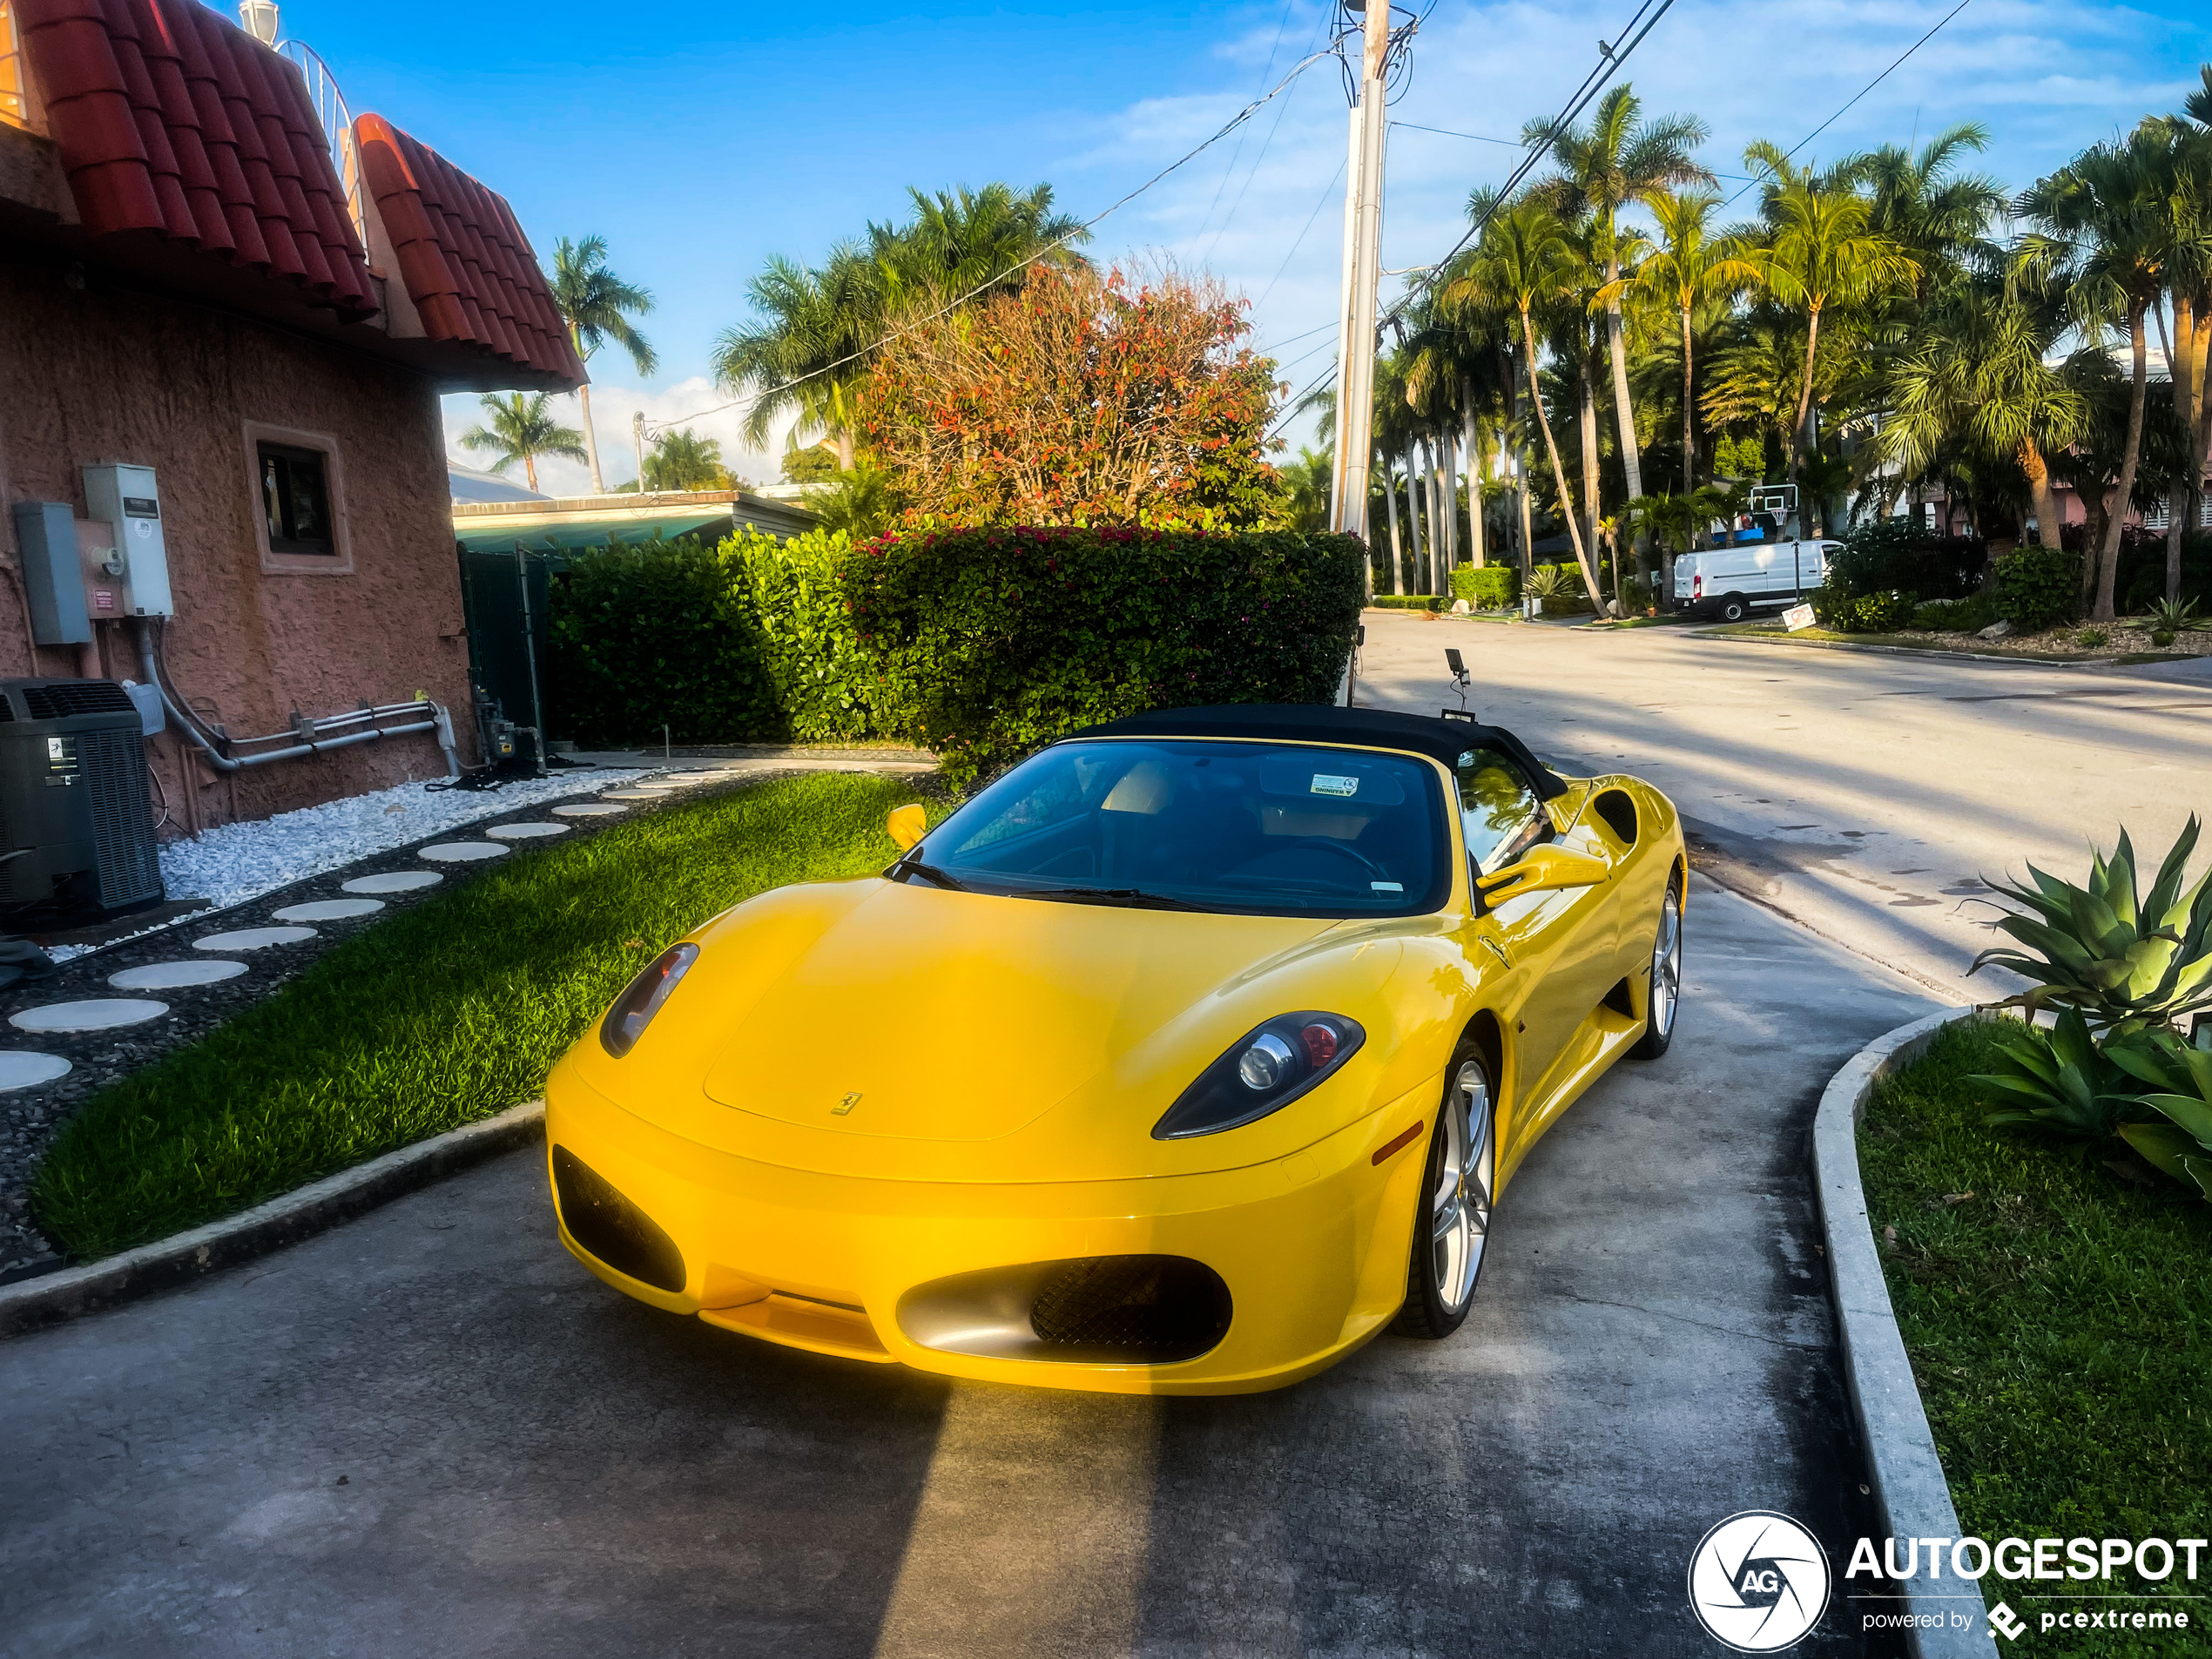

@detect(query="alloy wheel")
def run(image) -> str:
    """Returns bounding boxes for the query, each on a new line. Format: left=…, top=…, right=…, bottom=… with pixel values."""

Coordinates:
left=1650, top=887, right=1683, bottom=1041
left=1430, top=1059, right=1494, bottom=1315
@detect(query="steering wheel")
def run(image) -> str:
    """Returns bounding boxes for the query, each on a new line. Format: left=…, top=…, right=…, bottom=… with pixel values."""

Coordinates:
left=1281, top=837, right=1393, bottom=883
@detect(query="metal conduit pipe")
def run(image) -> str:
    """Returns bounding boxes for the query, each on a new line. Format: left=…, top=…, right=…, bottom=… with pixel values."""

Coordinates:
left=135, top=619, right=462, bottom=780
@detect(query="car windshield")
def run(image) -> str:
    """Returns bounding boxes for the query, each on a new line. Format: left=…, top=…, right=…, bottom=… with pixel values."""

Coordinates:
left=907, top=739, right=1452, bottom=917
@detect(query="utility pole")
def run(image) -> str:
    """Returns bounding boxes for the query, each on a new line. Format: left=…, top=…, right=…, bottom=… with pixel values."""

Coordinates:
left=631, top=411, right=647, bottom=496
left=1328, top=1, right=1393, bottom=541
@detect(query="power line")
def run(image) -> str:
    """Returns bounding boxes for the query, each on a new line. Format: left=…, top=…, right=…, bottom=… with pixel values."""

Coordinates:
left=649, top=43, right=1342, bottom=439
left=1194, top=0, right=1299, bottom=243
left=1392, top=118, right=1761, bottom=180
left=1377, top=0, right=1683, bottom=334
left=1255, top=317, right=1337, bottom=356
left=1254, top=156, right=1348, bottom=311
left=1721, top=0, right=1975, bottom=208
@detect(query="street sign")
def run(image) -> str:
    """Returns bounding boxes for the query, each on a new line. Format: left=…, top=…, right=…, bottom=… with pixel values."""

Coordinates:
left=1783, top=602, right=1816, bottom=631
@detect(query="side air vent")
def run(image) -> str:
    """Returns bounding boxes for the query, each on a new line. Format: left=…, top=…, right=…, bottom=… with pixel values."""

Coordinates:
left=551, top=1146, right=687, bottom=1292
left=1592, top=789, right=1638, bottom=846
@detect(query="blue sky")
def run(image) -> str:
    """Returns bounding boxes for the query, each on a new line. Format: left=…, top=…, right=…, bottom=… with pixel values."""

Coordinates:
left=256, top=0, right=2211, bottom=490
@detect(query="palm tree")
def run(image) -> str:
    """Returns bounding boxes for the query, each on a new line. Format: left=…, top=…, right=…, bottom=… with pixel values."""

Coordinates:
left=1856, top=125, right=2005, bottom=304
left=2020, top=125, right=2178, bottom=621
left=716, top=184, right=1089, bottom=475
left=458, top=393, right=586, bottom=493
left=1752, top=175, right=1919, bottom=517
left=712, top=246, right=880, bottom=472
left=548, top=236, right=658, bottom=494
left=1445, top=199, right=1604, bottom=608
left=1526, top=86, right=1714, bottom=540
left=1598, top=188, right=1763, bottom=585
left=1283, top=446, right=1334, bottom=531
left=1881, top=276, right=2087, bottom=571
left=642, top=429, right=735, bottom=492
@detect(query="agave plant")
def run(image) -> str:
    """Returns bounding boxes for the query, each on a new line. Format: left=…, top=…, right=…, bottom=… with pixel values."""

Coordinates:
left=1969, top=817, right=2212, bottom=1033
left=2146, top=596, right=2201, bottom=635
left=1967, top=1008, right=2140, bottom=1140
left=2103, top=1026, right=2212, bottom=1199
left=1524, top=563, right=1577, bottom=602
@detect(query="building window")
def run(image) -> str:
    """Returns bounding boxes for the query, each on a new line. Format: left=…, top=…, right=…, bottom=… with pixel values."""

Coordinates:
left=1, top=1, right=36, bottom=132
left=260, top=442, right=335, bottom=555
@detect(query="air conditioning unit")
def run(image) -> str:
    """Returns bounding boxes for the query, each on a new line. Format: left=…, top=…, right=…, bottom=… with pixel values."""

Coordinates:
left=0, top=678, right=165, bottom=922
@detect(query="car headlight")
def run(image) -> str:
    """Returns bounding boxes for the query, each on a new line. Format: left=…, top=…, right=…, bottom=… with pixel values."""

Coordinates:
left=1152, top=1012, right=1366, bottom=1139
left=599, top=943, right=700, bottom=1057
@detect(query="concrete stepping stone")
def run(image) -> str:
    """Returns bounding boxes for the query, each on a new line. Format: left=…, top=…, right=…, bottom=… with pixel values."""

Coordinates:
left=418, top=841, right=509, bottom=863
left=551, top=801, right=626, bottom=818
left=273, top=898, right=386, bottom=922
left=195, top=926, right=317, bottom=952
left=485, top=821, right=569, bottom=840
left=0, top=1051, right=71, bottom=1090
left=110, top=960, right=248, bottom=990
left=342, top=870, right=442, bottom=894
left=10, top=998, right=168, bottom=1033
left=598, top=789, right=660, bottom=801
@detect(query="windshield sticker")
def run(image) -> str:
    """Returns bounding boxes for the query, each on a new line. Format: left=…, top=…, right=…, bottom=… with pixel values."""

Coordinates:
left=1370, top=881, right=1403, bottom=893
left=1311, top=773, right=1360, bottom=798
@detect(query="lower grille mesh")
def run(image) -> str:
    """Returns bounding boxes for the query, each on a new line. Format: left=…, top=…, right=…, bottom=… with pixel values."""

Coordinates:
left=1028, top=1255, right=1231, bottom=1364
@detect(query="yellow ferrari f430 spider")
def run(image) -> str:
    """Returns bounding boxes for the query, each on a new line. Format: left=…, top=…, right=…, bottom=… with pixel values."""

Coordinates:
left=545, top=705, right=1685, bottom=1394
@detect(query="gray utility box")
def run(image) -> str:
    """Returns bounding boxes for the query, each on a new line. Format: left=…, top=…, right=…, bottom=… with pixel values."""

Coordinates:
left=80, top=462, right=174, bottom=617
left=10, top=502, right=93, bottom=645
left=0, top=678, right=165, bottom=922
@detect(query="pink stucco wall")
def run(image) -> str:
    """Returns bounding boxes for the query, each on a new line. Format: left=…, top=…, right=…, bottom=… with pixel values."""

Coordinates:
left=0, top=242, right=477, bottom=838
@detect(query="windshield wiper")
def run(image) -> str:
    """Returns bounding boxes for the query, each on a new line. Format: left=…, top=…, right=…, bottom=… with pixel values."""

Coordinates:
left=1015, top=886, right=1204, bottom=912
left=894, top=859, right=969, bottom=892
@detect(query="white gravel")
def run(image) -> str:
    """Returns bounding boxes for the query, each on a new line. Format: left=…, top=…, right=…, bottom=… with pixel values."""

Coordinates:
left=156, top=771, right=643, bottom=910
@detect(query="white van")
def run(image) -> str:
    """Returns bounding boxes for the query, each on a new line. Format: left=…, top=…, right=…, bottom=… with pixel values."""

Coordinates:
left=1671, top=538, right=1840, bottom=622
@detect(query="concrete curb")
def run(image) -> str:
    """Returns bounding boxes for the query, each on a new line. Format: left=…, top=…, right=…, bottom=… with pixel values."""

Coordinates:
left=0, top=1100, right=544, bottom=1339
left=1814, top=1005, right=1997, bottom=1659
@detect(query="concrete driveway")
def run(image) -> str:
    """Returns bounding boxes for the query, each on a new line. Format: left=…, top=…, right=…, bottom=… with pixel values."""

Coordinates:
left=1, top=883, right=1930, bottom=1658
left=1355, top=610, right=2212, bottom=999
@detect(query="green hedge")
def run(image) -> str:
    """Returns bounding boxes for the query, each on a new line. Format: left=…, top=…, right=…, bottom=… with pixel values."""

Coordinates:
left=547, top=530, right=867, bottom=747
left=1451, top=565, right=1519, bottom=608
left=1992, top=543, right=2081, bottom=633
left=1369, top=594, right=1447, bottom=611
left=844, top=526, right=1365, bottom=788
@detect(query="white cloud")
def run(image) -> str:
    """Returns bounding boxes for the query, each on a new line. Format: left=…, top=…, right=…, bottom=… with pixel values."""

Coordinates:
left=441, top=378, right=801, bottom=497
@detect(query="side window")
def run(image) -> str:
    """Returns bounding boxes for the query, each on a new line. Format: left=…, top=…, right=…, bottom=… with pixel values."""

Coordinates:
left=260, top=442, right=334, bottom=554
left=1455, top=749, right=1547, bottom=877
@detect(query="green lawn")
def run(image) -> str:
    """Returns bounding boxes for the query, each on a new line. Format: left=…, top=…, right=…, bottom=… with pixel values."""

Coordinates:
left=1858, top=1021, right=2212, bottom=1656
left=33, top=773, right=927, bottom=1260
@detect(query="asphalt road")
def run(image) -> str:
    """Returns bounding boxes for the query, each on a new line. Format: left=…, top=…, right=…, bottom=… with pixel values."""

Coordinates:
left=1356, top=610, right=2212, bottom=1001
left=1, top=883, right=1932, bottom=1659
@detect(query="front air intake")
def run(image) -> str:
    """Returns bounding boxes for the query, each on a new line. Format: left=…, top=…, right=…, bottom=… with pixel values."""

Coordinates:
left=551, top=1146, right=687, bottom=1292
left=1028, top=1256, right=1232, bottom=1363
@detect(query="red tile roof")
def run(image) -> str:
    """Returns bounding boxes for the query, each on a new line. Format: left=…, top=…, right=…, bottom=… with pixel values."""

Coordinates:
left=12, top=0, right=376, bottom=321
left=354, top=115, right=583, bottom=387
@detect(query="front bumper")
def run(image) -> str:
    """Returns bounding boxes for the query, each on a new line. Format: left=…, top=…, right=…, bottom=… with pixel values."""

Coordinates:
left=543, top=1062, right=1434, bottom=1395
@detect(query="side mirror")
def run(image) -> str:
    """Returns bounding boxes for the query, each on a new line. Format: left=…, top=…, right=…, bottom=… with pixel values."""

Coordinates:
left=1475, top=844, right=1609, bottom=905
left=887, top=804, right=927, bottom=851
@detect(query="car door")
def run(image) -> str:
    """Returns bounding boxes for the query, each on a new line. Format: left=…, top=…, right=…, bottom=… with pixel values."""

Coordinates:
left=1453, top=752, right=1622, bottom=1145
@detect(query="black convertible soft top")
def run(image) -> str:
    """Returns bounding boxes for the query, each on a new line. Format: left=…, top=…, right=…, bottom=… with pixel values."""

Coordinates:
left=1066, top=705, right=1568, bottom=801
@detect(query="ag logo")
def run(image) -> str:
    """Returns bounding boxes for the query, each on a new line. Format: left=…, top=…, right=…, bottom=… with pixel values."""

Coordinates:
left=1688, top=1511, right=1831, bottom=1652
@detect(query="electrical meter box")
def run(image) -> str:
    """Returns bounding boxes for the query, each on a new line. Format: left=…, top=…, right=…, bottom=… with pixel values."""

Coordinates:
left=79, top=463, right=174, bottom=617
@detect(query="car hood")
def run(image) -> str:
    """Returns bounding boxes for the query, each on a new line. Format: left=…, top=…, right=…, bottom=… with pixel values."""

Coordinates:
left=697, top=880, right=1343, bottom=1142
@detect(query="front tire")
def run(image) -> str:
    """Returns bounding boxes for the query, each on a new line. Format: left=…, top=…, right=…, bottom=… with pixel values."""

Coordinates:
left=1629, top=878, right=1683, bottom=1060
left=1392, top=1042, right=1496, bottom=1339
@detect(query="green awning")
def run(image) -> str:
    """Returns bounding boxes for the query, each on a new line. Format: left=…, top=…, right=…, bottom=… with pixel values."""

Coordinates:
left=451, top=508, right=732, bottom=553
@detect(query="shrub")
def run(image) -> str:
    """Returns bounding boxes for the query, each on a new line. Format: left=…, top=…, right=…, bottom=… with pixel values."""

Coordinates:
left=1369, top=594, right=1447, bottom=611
left=1991, top=543, right=2082, bottom=633
left=2076, top=626, right=2110, bottom=650
left=1909, top=594, right=1998, bottom=633
left=1450, top=565, right=1518, bottom=609
left=843, top=526, right=1364, bottom=788
left=1826, top=518, right=1986, bottom=605
left=547, top=530, right=870, bottom=748
left=1810, top=584, right=1913, bottom=633
left=2154, top=628, right=2178, bottom=648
